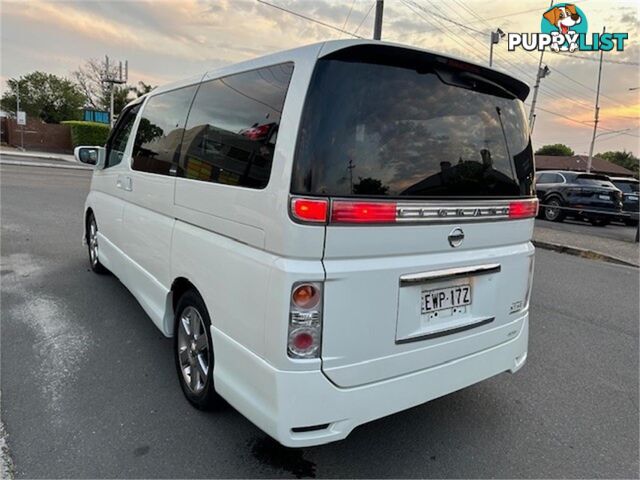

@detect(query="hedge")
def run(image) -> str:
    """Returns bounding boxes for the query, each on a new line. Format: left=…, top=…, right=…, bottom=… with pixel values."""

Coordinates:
left=62, top=121, right=110, bottom=147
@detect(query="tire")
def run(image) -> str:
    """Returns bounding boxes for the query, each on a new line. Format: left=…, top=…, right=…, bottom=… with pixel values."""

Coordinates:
left=543, top=197, right=565, bottom=222
left=590, top=218, right=609, bottom=227
left=624, top=219, right=639, bottom=227
left=174, top=289, right=223, bottom=410
left=86, top=213, right=108, bottom=274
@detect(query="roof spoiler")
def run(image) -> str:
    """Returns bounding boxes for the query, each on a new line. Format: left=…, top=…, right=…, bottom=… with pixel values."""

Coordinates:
left=320, top=44, right=530, bottom=102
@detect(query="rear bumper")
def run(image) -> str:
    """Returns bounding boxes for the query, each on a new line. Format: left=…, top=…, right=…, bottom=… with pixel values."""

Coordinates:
left=211, top=313, right=529, bottom=447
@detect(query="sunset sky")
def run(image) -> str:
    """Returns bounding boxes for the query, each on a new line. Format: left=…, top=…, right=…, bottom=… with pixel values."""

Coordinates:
left=1, top=0, right=639, bottom=155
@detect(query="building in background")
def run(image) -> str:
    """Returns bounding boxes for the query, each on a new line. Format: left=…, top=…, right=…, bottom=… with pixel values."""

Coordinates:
left=536, top=155, right=635, bottom=177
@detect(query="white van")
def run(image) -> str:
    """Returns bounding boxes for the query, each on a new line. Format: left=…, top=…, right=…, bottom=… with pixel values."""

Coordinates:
left=76, top=40, right=537, bottom=447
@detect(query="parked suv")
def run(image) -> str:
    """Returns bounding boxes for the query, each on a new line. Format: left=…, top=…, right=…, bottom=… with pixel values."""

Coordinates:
left=75, top=40, right=537, bottom=447
left=535, top=170, right=622, bottom=226
left=609, top=177, right=639, bottom=226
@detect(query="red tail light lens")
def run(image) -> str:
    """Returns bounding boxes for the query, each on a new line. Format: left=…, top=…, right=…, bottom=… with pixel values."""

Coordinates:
left=509, top=199, right=538, bottom=219
left=331, top=201, right=397, bottom=224
left=291, top=198, right=328, bottom=223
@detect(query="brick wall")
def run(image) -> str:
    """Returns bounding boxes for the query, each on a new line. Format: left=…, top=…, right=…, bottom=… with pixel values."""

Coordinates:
left=4, top=117, right=72, bottom=153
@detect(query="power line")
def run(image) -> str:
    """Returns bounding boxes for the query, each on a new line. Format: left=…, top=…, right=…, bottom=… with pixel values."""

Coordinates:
left=414, top=1, right=487, bottom=36
left=550, top=51, right=640, bottom=66
left=417, top=0, right=635, bottom=113
left=341, top=0, right=356, bottom=31
left=353, top=1, right=375, bottom=36
left=528, top=104, right=640, bottom=136
left=400, top=0, right=487, bottom=63
left=431, top=0, right=634, bottom=111
left=464, top=0, right=589, bottom=24
left=255, top=0, right=365, bottom=39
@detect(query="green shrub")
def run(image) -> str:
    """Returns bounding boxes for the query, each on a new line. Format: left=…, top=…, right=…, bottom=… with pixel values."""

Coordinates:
left=62, top=121, right=110, bottom=147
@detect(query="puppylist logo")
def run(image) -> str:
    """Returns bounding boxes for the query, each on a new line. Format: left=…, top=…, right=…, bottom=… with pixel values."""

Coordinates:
left=508, top=3, right=628, bottom=53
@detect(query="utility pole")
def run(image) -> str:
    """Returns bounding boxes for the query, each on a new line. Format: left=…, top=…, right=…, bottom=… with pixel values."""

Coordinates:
left=102, top=55, right=128, bottom=128
left=16, top=81, right=24, bottom=151
left=587, top=26, right=606, bottom=174
left=489, top=28, right=504, bottom=67
left=529, top=0, right=553, bottom=129
left=529, top=65, right=550, bottom=133
left=373, top=0, right=383, bottom=40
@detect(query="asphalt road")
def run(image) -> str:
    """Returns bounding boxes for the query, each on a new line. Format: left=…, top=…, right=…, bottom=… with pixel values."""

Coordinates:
left=1, top=164, right=639, bottom=479
left=535, top=217, right=638, bottom=243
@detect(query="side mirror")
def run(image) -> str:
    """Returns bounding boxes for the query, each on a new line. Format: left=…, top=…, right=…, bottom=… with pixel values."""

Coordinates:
left=74, top=146, right=106, bottom=169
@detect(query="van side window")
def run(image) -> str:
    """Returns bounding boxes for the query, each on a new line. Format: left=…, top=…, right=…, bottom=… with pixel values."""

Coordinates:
left=131, top=85, right=198, bottom=175
left=105, top=104, right=140, bottom=169
left=179, top=63, right=294, bottom=189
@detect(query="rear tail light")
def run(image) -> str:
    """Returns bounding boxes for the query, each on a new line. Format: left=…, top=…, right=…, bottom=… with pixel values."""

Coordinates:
left=330, top=201, right=397, bottom=223
left=290, top=196, right=539, bottom=224
left=288, top=282, right=323, bottom=358
left=508, top=199, right=538, bottom=219
left=290, top=198, right=328, bottom=223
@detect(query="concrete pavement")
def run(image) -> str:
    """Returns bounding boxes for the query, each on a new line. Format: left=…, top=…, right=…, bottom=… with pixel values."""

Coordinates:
left=534, top=219, right=639, bottom=267
left=1, top=164, right=638, bottom=478
left=0, top=146, right=76, bottom=163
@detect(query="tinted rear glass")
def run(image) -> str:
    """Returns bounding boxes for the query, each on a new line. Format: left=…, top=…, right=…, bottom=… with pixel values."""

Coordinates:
left=575, top=175, right=616, bottom=188
left=613, top=180, right=639, bottom=193
left=292, top=47, right=534, bottom=198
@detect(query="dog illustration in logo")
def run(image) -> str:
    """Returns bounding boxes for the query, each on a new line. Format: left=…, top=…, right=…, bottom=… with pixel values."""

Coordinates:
left=543, top=4, right=582, bottom=52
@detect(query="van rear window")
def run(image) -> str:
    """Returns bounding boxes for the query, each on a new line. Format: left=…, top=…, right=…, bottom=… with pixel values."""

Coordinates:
left=291, top=46, right=534, bottom=198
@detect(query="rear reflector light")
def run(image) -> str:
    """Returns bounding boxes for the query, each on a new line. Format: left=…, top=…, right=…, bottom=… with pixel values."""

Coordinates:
left=288, top=281, right=323, bottom=359
left=331, top=201, right=397, bottom=223
left=508, top=199, right=538, bottom=219
left=291, top=198, right=328, bottom=223
left=291, top=283, right=320, bottom=309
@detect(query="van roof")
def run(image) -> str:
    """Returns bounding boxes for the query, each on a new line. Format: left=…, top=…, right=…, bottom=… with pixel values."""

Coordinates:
left=143, top=39, right=530, bottom=101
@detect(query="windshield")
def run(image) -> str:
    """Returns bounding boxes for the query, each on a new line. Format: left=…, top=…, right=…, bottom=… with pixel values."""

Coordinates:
left=292, top=47, right=534, bottom=198
left=613, top=180, right=639, bottom=193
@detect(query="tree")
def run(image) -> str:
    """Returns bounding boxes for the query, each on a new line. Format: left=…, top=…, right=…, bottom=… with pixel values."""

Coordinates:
left=535, top=144, right=575, bottom=156
left=353, top=177, right=389, bottom=195
left=72, top=58, right=133, bottom=115
left=134, top=81, right=155, bottom=98
left=596, top=150, right=639, bottom=175
left=0, top=72, right=84, bottom=123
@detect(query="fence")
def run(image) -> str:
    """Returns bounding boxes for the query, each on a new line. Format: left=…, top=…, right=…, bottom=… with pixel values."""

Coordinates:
left=3, top=117, right=73, bottom=153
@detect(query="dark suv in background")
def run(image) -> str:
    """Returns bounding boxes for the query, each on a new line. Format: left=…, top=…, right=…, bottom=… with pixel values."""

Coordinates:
left=610, top=177, right=639, bottom=226
left=535, top=170, right=623, bottom=226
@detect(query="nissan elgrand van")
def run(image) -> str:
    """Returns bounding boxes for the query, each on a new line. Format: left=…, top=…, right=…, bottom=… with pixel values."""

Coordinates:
left=76, top=40, right=537, bottom=447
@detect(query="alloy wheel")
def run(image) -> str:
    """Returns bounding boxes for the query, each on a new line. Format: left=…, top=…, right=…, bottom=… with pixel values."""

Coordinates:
left=545, top=199, right=561, bottom=221
left=89, top=218, right=99, bottom=266
left=177, top=306, right=210, bottom=394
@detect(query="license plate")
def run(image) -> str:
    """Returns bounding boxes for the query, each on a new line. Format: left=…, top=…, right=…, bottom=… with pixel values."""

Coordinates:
left=598, top=194, right=610, bottom=200
left=629, top=195, right=638, bottom=201
left=422, top=284, right=471, bottom=314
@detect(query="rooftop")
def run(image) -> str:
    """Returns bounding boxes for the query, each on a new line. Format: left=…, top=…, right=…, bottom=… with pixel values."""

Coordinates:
left=535, top=155, right=635, bottom=177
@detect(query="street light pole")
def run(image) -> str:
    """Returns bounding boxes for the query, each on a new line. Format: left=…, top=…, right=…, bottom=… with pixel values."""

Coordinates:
left=529, top=0, right=553, bottom=129
left=489, top=29, right=504, bottom=67
left=373, top=0, right=383, bottom=40
left=529, top=65, right=550, bottom=133
left=586, top=26, right=606, bottom=174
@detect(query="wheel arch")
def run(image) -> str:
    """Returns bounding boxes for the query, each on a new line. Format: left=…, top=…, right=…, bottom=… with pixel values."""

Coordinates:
left=543, top=192, right=565, bottom=204
left=164, top=277, right=205, bottom=336
left=83, top=207, right=94, bottom=245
